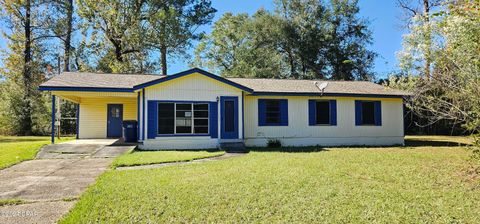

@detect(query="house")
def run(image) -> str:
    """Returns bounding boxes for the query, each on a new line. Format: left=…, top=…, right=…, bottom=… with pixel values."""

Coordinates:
left=39, top=68, right=407, bottom=149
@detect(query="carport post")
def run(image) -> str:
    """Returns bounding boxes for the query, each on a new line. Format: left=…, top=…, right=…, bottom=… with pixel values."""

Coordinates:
left=51, top=95, right=56, bottom=144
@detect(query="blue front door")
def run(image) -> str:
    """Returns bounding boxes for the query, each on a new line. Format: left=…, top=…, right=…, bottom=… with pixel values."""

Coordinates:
left=220, top=96, right=238, bottom=139
left=107, top=104, right=123, bottom=138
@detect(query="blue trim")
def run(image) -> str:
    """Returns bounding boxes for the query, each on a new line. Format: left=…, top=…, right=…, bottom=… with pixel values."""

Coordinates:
left=76, top=103, right=80, bottom=139
left=308, top=100, right=337, bottom=126
left=308, top=100, right=316, bottom=126
left=374, top=101, right=382, bottom=126
left=241, top=92, right=245, bottom=139
left=355, top=100, right=362, bottom=126
left=39, top=86, right=133, bottom=92
left=156, top=134, right=210, bottom=137
left=251, top=92, right=404, bottom=98
left=220, top=96, right=239, bottom=139
left=355, top=100, right=382, bottom=126
left=142, top=89, right=145, bottom=140
left=279, top=99, right=288, bottom=126
left=258, top=99, right=288, bottom=126
left=258, top=99, right=266, bottom=126
left=51, top=95, right=55, bottom=144
left=133, top=68, right=253, bottom=93
left=147, top=101, right=158, bottom=139
left=151, top=100, right=213, bottom=104
left=210, top=102, right=218, bottom=138
left=137, top=92, right=140, bottom=141
left=148, top=100, right=217, bottom=138
left=330, top=100, right=337, bottom=125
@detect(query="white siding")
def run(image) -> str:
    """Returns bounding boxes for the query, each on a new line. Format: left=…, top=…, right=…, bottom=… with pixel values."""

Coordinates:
left=244, top=96, right=404, bottom=147
left=140, top=72, right=244, bottom=150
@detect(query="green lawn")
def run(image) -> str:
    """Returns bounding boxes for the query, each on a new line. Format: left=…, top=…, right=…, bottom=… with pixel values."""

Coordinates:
left=112, top=150, right=225, bottom=168
left=0, top=136, right=74, bottom=169
left=61, top=136, right=479, bottom=223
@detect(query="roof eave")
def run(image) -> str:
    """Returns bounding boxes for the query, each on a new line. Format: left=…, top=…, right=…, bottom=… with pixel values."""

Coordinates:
left=250, top=91, right=406, bottom=98
left=38, top=86, right=134, bottom=93
left=132, top=68, right=254, bottom=93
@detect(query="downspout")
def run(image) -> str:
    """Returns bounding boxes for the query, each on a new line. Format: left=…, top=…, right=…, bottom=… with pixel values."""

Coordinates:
left=142, top=88, right=145, bottom=141
left=137, top=91, right=140, bottom=141
left=51, top=95, right=56, bottom=144
left=76, top=103, right=79, bottom=139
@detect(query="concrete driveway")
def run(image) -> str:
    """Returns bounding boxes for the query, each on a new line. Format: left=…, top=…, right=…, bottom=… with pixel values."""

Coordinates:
left=0, top=139, right=135, bottom=224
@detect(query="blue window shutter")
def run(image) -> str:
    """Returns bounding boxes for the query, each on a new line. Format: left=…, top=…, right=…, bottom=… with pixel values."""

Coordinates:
left=374, top=101, right=382, bottom=126
left=209, top=102, right=218, bottom=138
left=258, top=99, right=266, bottom=126
left=147, top=101, right=157, bottom=139
left=330, top=100, right=337, bottom=125
left=308, top=100, right=316, bottom=125
left=355, top=100, right=362, bottom=126
left=280, top=99, right=288, bottom=126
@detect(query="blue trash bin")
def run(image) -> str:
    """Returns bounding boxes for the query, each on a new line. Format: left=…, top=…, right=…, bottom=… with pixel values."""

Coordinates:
left=122, top=120, right=138, bottom=142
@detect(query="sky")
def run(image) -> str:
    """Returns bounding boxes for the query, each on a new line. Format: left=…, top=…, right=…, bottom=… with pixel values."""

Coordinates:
left=0, top=0, right=406, bottom=79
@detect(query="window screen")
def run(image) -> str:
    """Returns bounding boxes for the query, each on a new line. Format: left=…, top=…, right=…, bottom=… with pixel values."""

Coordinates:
left=315, top=101, right=330, bottom=125
left=361, top=101, right=375, bottom=125
left=158, top=103, right=174, bottom=134
left=157, top=102, right=209, bottom=135
left=265, top=100, right=281, bottom=124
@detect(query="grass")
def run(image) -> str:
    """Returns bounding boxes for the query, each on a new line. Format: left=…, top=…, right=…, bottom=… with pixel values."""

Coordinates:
left=61, top=136, right=479, bottom=223
left=112, top=150, right=225, bottom=168
left=0, top=136, right=74, bottom=169
left=0, top=199, right=25, bottom=207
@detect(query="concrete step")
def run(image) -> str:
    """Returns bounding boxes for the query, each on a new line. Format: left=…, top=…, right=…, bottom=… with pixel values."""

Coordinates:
left=219, top=142, right=248, bottom=153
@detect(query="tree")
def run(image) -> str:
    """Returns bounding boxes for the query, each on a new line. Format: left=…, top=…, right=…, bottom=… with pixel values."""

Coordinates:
left=50, top=0, right=75, bottom=72
left=193, top=11, right=286, bottom=78
left=397, top=0, right=443, bottom=79
left=390, top=0, right=480, bottom=135
left=145, top=0, right=216, bottom=75
left=0, top=0, right=52, bottom=135
left=194, top=0, right=375, bottom=80
left=326, top=0, right=376, bottom=80
left=77, top=0, right=149, bottom=73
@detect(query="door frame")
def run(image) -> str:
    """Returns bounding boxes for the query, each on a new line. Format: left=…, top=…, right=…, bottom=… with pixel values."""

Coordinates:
left=220, top=96, right=239, bottom=139
left=107, top=104, right=123, bottom=138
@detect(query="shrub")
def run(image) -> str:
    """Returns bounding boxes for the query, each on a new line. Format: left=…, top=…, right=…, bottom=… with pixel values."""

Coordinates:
left=267, top=139, right=281, bottom=148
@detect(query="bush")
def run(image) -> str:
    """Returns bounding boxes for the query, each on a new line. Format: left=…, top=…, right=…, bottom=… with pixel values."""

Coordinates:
left=267, top=139, right=281, bottom=148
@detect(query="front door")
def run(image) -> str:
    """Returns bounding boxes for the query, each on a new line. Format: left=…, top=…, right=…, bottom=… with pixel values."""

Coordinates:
left=220, top=96, right=238, bottom=139
left=107, top=104, right=123, bottom=138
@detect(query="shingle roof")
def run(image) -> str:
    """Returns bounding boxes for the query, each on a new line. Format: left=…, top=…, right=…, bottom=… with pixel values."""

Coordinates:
left=39, top=72, right=164, bottom=89
left=39, top=70, right=407, bottom=97
left=227, top=78, right=407, bottom=96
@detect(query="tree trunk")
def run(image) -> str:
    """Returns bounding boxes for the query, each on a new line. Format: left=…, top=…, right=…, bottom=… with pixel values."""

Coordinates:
left=22, top=0, right=33, bottom=135
left=160, top=18, right=168, bottom=76
left=160, top=42, right=167, bottom=75
left=114, top=43, right=124, bottom=62
left=423, top=0, right=431, bottom=80
left=63, top=0, right=73, bottom=72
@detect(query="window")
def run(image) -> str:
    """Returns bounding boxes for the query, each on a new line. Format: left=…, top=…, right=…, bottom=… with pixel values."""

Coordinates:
left=355, top=100, right=381, bottom=126
left=158, top=103, right=174, bottom=134
left=315, top=101, right=330, bottom=125
left=157, top=102, right=209, bottom=135
left=309, top=100, right=336, bottom=126
left=258, top=99, right=288, bottom=126
left=266, top=100, right=281, bottom=124
left=361, top=101, right=375, bottom=125
left=110, top=107, right=121, bottom=118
